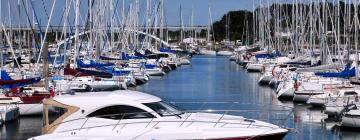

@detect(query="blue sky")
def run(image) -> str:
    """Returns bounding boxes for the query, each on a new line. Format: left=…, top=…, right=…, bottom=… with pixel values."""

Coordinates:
left=0, top=0, right=257, bottom=27
left=1, top=0, right=342, bottom=27
left=163, top=0, right=254, bottom=25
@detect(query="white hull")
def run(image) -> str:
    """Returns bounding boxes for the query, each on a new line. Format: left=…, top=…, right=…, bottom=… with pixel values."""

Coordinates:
left=33, top=113, right=288, bottom=140
left=200, top=50, right=217, bottom=56
left=324, top=106, right=343, bottom=116
left=306, top=97, right=325, bottom=107
left=341, top=110, right=360, bottom=128
left=0, top=104, right=19, bottom=123
left=293, top=94, right=311, bottom=102
left=229, top=55, right=237, bottom=61
left=145, top=69, right=166, bottom=76
left=342, top=116, right=360, bottom=128
left=277, top=87, right=294, bottom=99
left=294, top=90, right=325, bottom=103
left=55, top=78, right=123, bottom=93
left=246, top=64, right=263, bottom=72
left=18, top=104, right=43, bottom=116
left=217, top=51, right=233, bottom=56
left=259, top=74, right=273, bottom=84
left=180, top=58, right=191, bottom=65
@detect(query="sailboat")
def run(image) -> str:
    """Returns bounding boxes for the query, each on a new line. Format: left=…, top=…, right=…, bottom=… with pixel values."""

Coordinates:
left=199, top=4, right=216, bottom=56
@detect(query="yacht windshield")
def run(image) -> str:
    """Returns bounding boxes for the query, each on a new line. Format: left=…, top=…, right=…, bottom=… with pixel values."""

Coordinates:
left=143, top=101, right=183, bottom=116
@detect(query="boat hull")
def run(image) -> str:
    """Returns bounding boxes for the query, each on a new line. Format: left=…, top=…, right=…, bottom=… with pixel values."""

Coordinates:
left=341, top=115, right=360, bottom=128
left=293, top=91, right=324, bottom=103
left=0, top=105, right=19, bottom=122
left=216, top=132, right=288, bottom=140
left=180, top=58, right=191, bottom=65
left=18, top=103, right=43, bottom=116
left=277, top=87, right=294, bottom=99
left=258, top=75, right=273, bottom=85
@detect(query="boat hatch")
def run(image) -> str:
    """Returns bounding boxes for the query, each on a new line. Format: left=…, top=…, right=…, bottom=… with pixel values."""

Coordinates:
left=87, top=105, right=155, bottom=120
left=42, top=99, right=79, bottom=134
left=143, top=101, right=184, bottom=117
left=344, top=91, right=358, bottom=95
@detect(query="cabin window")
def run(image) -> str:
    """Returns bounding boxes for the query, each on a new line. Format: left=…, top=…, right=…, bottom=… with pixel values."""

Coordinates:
left=48, top=106, right=68, bottom=124
left=279, top=65, right=287, bottom=68
left=87, top=105, right=154, bottom=120
left=143, top=101, right=183, bottom=117
left=158, top=54, right=169, bottom=58
left=344, top=91, right=358, bottom=95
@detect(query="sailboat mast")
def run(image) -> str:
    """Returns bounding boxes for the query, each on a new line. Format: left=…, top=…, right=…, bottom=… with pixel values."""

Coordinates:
left=355, top=0, right=359, bottom=77
left=207, top=6, right=210, bottom=43
left=160, top=0, right=164, bottom=47
left=180, top=5, right=184, bottom=43
left=0, top=0, right=2, bottom=69
left=63, top=0, right=69, bottom=68
left=89, top=0, right=93, bottom=60
left=74, top=0, right=80, bottom=68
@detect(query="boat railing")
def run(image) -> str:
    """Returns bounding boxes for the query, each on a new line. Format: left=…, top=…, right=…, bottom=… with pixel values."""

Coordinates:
left=49, top=107, right=293, bottom=134
left=169, top=102, right=293, bottom=127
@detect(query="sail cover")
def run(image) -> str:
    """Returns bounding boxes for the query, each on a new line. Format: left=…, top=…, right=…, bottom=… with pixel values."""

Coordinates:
left=0, top=70, right=41, bottom=89
left=315, top=65, right=355, bottom=78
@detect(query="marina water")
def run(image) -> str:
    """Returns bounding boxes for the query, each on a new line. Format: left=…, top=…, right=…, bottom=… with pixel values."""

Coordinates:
left=0, top=56, right=355, bottom=140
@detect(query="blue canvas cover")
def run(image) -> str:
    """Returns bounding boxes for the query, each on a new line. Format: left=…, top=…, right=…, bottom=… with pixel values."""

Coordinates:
left=48, top=53, right=64, bottom=64
left=121, top=52, right=144, bottom=60
left=315, top=65, right=355, bottom=78
left=76, top=68, right=113, bottom=78
left=77, top=59, right=114, bottom=68
left=144, top=64, right=157, bottom=69
left=0, top=70, right=41, bottom=89
left=255, top=52, right=281, bottom=59
left=159, top=48, right=177, bottom=53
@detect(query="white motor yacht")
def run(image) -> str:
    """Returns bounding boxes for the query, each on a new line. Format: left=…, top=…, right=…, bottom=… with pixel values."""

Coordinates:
left=30, top=90, right=288, bottom=140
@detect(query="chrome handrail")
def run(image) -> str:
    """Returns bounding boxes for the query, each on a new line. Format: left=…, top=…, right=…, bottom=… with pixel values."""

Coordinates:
left=60, top=119, right=286, bottom=134
left=49, top=108, right=293, bottom=133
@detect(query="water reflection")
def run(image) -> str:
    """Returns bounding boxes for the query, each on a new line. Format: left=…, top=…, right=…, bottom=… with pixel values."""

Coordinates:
left=136, top=56, right=346, bottom=140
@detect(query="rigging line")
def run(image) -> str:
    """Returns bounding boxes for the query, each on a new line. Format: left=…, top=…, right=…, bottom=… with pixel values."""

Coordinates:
left=1, top=24, right=22, bottom=73
left=21, top=0, right=40, bottom=51
left=35, top=0, right=57, bottom=65
left=40, top=0, right=54, bottom=32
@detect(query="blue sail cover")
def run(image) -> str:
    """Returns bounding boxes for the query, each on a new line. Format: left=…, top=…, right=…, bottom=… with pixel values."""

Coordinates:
left=315, top=65, right=355, bottom=78
left=48, top=53, right=64, bottom=64
left=145, top=64, right=157, bottom=69
left=255, top=52, right=281, bottom=59
left=100, top=56, right=122, bottom=60
left=97, top=66, right=131, bottom=76
left=77, top=59, right=114, bottom=68
left=121, top=52, right=144, bottom=60
left=0, top=70, right=41, bottom=89
left=159, top=48, right=177, bottom=53
left=1, top=70, right=12, bottom=80
left=114, top=70, right=131, bottom=76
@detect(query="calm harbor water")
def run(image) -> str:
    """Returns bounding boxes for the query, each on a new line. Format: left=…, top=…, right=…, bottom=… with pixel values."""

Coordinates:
left=1, top=55, right=357, bottom=140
